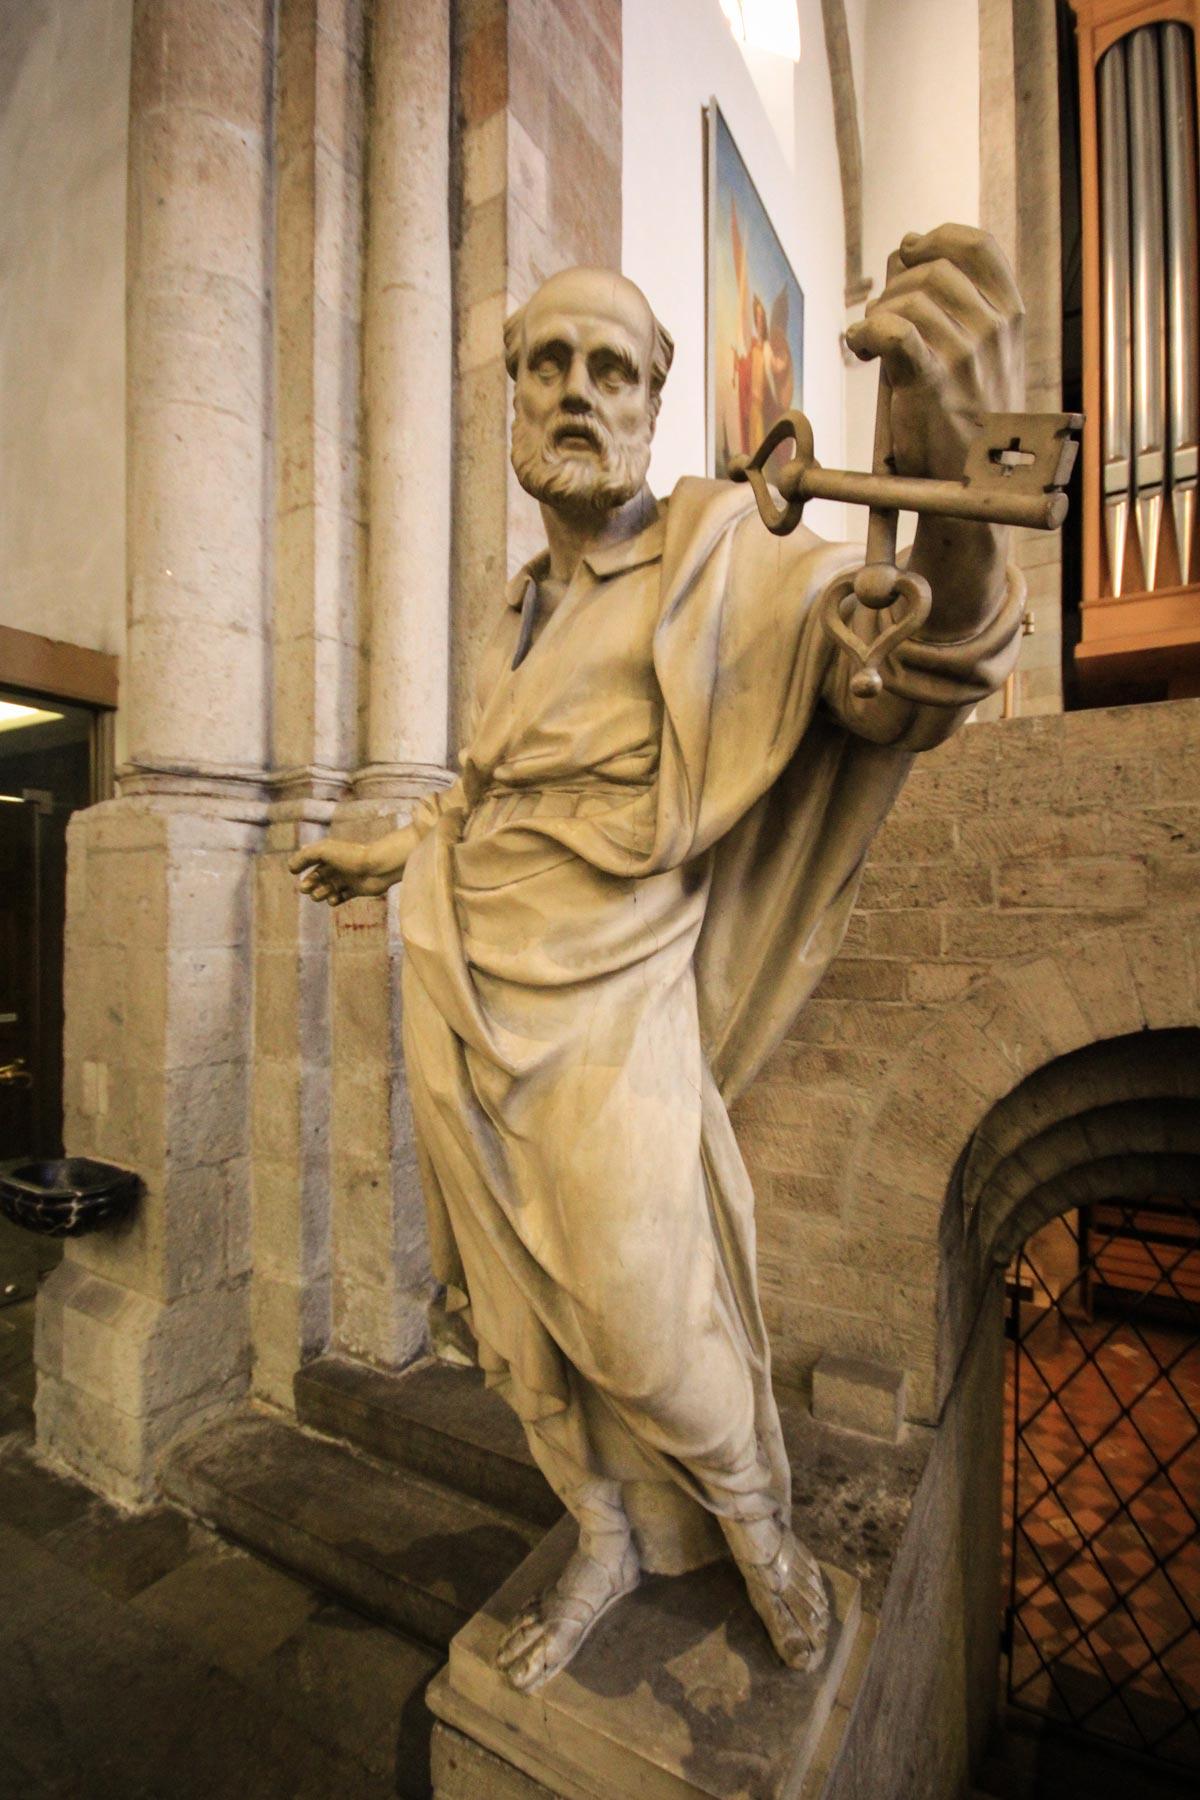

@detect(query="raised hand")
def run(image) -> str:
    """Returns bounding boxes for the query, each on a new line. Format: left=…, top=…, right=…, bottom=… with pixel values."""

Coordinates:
left=845, top=223, right=1024, bottom=482
left=844, top=223, right=1024, bottom=634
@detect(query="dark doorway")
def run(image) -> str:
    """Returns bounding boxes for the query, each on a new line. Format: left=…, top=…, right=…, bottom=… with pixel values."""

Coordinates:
left=0, top=690, right=94, bottom=1162
left=0, top=687, right=104, bottom=1329
left=1004, top=1202, right=1200, bottom=1777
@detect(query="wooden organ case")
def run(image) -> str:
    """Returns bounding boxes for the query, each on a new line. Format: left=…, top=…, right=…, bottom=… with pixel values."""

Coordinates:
left=1072, top=1, right=1200, bottom=697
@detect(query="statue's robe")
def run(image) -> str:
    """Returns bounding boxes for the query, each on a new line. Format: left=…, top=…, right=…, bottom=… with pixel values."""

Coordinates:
left=399, top=478, right=1022, bottom=1571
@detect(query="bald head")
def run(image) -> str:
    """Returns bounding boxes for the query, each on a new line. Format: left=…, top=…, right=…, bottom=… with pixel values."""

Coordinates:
left=504, top=268, right=674, bottom=420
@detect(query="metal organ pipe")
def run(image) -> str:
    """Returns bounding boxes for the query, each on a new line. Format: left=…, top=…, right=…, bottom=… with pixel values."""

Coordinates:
left=1127, top=27, right=1168, bottom=591
left=1163, top=21, right=1199, bottom=586
left=1099, top=40, right=1133, bottom=596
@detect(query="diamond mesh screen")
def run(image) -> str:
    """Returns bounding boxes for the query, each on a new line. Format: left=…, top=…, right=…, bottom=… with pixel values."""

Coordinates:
left=1004, top=1198, right=1200, bottom=1770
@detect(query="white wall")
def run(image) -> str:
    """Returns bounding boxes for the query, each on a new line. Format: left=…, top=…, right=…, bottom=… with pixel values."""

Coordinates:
left=860, top=0, right=979, bottom=291
left=0, top=0, right=130, bottom=663
left=622, top=0, right=848, bottom=542
left=846, top=0, right=982, bottom=478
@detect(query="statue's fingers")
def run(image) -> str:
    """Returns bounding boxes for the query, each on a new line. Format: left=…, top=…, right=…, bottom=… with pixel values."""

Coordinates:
left=871, top=257, right=998, bottom=340
left=864, top=288, right=973, bottom=374
left=844, top=310, right=939, bottom=389
left=288, top=845, right=322, bottom=875
left=898, top=224, right=1022, bottom=320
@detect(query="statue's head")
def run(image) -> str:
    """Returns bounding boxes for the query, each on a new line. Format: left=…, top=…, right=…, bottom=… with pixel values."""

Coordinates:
left=504, top=268, right=674, bottom=517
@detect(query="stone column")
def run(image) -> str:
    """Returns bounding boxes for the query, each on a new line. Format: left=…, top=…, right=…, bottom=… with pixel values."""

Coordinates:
left=358, top=0, right=452, bottom=792
left=453, top=0, right=623, bottom=739
left=326, top=0, right=454, bottom=1368
left=251, top=0, right=366, bottom=1408
left=36, top=0, right=273, bottom=1504
left=977, top=0, right=1064, bottom=719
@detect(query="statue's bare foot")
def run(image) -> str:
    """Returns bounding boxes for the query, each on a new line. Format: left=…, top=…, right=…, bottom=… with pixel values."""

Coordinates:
left=495, top=1540, right=640, bottom=1693
left=724, top=1518, right=830, bottom=1673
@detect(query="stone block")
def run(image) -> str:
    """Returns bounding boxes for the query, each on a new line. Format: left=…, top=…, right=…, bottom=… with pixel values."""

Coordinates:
left=167, top=1057, right=251, bottom=1169
left=905, top=960, right=981, bottom=1004
left=813, top=1353, right=906, bottom=1447
left=997, top=856, right=1147, bottom=913
left=463, top=111, right=507, bottom=210
left=428, top=1515, right=862, bottom=1800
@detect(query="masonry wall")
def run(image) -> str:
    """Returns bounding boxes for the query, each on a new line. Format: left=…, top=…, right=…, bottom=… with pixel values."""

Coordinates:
left=737, top=698, right=1200, bottom=1423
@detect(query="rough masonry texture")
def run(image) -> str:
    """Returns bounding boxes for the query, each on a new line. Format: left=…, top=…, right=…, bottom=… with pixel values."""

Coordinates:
left=739, top=696, right=1200, bottom=1426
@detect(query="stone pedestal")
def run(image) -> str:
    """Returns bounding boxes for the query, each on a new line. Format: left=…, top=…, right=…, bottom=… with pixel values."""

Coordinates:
left=428, top=1517, right=863, bottom=1800
left=37, top=799, right=257, bottom=1504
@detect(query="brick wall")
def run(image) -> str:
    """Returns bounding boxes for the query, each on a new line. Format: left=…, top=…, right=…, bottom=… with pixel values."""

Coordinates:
left=737, top=699, right=1200, bottom=1421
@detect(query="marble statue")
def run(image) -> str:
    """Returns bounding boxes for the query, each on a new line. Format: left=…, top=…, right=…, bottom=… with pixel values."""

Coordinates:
left=291, top=229, right=1026, bottom=1693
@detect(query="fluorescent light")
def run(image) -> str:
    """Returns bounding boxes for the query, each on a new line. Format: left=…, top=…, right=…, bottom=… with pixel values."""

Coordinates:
left=0, top=700, right=63, bottom=735
left=719, top=0, right=801, bottom=62
left=0, top=795, right=24, bottom=804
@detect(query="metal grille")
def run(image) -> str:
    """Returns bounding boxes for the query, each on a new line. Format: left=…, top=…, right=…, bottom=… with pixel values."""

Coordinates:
left=1004, top=1198, right=1200, bottom=1770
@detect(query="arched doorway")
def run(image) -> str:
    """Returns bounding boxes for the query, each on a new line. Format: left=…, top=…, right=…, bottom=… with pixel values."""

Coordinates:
left=965, top=1032, right=1200, bottom=1780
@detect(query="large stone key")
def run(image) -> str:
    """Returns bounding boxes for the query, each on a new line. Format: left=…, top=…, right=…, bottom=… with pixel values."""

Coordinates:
left=729, top=375, right=1082, bottom=697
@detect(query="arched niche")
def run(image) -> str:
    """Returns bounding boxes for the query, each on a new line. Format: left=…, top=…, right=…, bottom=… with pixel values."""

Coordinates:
left=835, top=919, right=1200, bottom=1419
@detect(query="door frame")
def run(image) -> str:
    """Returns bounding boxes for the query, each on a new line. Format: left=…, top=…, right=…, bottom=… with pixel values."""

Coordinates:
left=0, top=623, right=118, bottom=802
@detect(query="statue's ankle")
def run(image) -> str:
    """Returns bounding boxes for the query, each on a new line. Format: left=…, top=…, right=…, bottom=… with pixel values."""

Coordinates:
left=720, top=1510, right=786, bottom=1570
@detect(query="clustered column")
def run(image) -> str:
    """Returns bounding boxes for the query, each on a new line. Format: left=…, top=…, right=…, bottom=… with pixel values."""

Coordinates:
left=326, top=0, right=455, bottom=1368
left=39, top=0, right=273, bottom=1503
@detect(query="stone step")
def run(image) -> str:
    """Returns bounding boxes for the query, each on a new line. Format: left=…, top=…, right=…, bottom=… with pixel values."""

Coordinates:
left=294, top=1354, right=562, bottom=1530
left=162, top=1412, right=546, bottom=1652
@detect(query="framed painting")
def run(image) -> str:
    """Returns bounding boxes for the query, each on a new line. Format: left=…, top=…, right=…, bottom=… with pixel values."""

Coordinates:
left=705, top=100, right=804, bottom=479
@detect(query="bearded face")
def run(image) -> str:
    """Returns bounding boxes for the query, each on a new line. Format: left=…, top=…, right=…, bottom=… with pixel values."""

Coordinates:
left=510, top=402, right=653, bottom=516
left=507, top=277, right=660, bottom=519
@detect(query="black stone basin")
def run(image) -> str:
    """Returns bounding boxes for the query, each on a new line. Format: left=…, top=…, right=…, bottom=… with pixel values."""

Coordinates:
left=0, top=1158, right=140, bottom=1238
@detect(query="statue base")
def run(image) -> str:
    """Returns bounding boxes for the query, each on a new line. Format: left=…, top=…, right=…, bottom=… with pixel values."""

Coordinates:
left=427, top=1515, right=864, bottom=1800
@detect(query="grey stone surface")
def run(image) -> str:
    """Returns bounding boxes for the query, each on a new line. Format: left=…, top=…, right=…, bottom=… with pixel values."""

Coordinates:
left=163, top=1410, right=544, bottom=1648
left=0, top=1429, right=442, bottom=1799
left=295, top=1352, right=562, bottom=1526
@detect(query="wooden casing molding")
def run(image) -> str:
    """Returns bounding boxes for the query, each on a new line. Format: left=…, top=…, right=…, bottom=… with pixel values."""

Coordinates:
left=1071, top=0, right=1200, bottom=692
left=0, top=622, right=118, bottom=711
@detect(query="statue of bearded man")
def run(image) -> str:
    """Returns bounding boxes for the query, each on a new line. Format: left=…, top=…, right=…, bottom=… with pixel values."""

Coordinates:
left=292, top=230, right=1026, bottom=1692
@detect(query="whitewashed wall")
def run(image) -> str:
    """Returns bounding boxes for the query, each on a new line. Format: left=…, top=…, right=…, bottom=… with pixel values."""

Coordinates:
left=845, top=0, right=982, bottom=478
left=622, top=0, right=848, bottom=543
left=0, top=0, right=131, bottom=666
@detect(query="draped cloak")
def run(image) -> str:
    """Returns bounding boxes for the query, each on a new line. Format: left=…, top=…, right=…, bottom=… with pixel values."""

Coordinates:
left=398, top=478, right=1022, bottom=1573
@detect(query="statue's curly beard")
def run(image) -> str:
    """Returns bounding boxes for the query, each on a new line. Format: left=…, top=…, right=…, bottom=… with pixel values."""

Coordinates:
left=511, top=410, right=652, bottom=515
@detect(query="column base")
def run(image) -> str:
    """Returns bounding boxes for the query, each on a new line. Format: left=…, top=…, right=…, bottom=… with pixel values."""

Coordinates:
left=35, top=1262, right=249, bottom=1507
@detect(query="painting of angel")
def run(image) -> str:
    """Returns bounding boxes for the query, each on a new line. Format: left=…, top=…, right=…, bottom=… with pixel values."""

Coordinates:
left=706, top=100, right=804, bottom=479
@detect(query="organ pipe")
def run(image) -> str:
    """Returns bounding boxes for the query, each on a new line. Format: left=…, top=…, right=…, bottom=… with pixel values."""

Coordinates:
left=1163, top=21, right=1199, bottom=585
left=1127, top=26, right=1167, bottom=591
left=1099, top=40, right=1132, bottom=595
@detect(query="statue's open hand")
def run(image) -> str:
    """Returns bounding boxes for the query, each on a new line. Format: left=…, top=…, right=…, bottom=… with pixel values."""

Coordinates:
left=844, top=223, right=1024, bottom=483
left=288, top=838, right=390, bottom=906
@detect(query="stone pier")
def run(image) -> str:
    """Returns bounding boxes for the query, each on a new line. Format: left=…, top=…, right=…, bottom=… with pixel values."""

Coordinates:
left=37, top=0, right=273, bottom=1503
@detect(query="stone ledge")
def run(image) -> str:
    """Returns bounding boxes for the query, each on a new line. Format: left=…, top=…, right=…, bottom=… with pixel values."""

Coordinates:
left=811, top=1353, right=907, bottom=1443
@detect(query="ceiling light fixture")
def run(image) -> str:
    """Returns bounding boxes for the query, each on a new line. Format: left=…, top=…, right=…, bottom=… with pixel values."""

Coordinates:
left=0, top=700, right=63, bottom=735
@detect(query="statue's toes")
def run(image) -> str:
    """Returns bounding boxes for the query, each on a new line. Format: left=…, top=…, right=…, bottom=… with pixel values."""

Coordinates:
left=772, top=1598, right=827, bottom=1672
left=773, top=1579, right=830, bottom=1673
left=503, top=1633, right=550, bottom=1692
left=495, top=1613, right=544, bottom=1672
left=500, top=1617, right=582, bottom=1693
